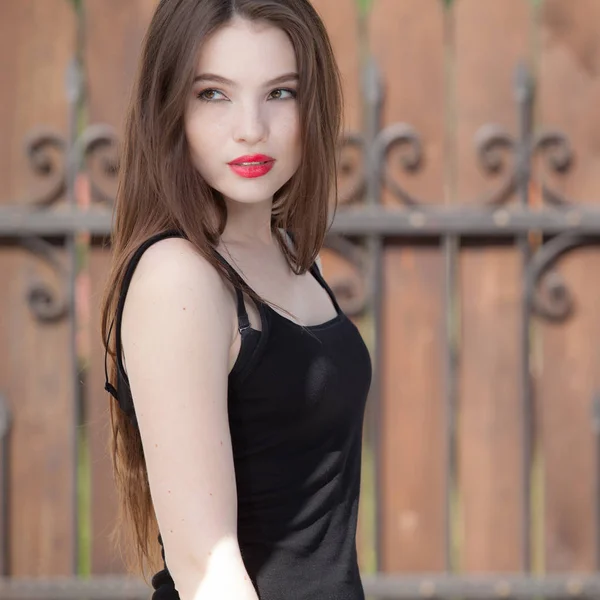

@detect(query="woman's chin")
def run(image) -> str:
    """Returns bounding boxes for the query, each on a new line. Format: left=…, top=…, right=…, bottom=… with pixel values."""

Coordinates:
left=218, top=189, right=276, bottom=206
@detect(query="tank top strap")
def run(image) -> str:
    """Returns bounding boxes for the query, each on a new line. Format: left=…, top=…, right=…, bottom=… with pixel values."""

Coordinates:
left=285, top=229, right=342, bottom=315
left=104, top=230, right=186, bottom=422
left=210, top=250, right=252, bottom=336
left=309, top=260, right=342, bottom=315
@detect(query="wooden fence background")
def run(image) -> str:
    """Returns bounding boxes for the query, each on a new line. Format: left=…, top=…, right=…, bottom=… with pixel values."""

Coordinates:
left=1, top=0, right=600, bottom=587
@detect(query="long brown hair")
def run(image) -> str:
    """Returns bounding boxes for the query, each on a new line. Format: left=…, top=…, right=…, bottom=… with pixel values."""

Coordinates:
left=100, top=0, right=343, bottom=576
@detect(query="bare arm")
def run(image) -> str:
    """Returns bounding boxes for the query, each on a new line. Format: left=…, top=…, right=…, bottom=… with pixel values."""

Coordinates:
left=121, top=238, right=258, bottom=600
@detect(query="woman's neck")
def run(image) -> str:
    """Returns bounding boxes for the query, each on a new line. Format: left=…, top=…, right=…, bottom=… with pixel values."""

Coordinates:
left=221, top=196, right=274, bottom=245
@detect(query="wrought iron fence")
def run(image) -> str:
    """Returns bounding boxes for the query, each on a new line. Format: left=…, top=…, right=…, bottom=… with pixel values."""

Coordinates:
left=1, top=49, right=600, bottom=598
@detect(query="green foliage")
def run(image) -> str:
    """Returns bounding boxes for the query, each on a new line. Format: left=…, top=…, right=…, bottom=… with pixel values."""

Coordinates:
left=68, top=0, right=82, bottom=11
left=441, top=0, right=455, bottom=8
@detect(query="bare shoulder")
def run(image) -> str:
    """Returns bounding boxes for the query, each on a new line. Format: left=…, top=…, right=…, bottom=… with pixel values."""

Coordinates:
left=129, top=236, right=227, bottom=295
left=120, top=235, right=237, bottom=374
left=124, top=236, right=234, bottom=325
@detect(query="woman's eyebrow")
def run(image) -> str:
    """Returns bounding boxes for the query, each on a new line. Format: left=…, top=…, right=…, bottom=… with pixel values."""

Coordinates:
left=193, top=72, right=299, bottom=86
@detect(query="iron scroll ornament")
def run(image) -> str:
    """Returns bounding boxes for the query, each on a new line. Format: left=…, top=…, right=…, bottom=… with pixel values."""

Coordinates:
left=16, top=125, right=120, bottom=322
left=474, top=124, right=517, bottom=206
left=18, top=129, right=70, bottom=322
left=372, top=122, right=519, bottom=207
left=372, top=122, right=424, bottom=207
left=322, top=233, right=369, bottom=317
left=22, top=129, right=66, bottom=207
left=330, top=133, right=369, bottom=317
left=337, top=132, right=366, bottom=206
left=528, top=232, right=600, bottom=323
left=21, top=125, right=119, bottom=209
left=532, top=129, right=574, bottom=207
left=76, top=123, right=120, bottom=206
left=18, top=236, right=70, bottom=323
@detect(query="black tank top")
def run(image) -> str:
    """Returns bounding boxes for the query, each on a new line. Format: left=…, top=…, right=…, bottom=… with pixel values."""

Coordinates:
left=105, top=230, right=372, bottom=600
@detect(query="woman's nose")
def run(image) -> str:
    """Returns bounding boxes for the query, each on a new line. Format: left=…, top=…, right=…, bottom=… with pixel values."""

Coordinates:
left=232, top=102, right=268, bottom=145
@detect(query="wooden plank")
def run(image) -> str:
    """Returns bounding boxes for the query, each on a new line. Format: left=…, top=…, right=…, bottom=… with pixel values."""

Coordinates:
left=0, top=0, right=77, bottom=576
left=454, top=0, right=532, bottom=572
left=537, top=0, right=600, bottom=572
left=311, top=0, right=361, bottom=134
left=380, top=246, right=446, bottom=572
left=370, top=0, right=447, bottom=571
left=83, top=0, right=159, bottom=575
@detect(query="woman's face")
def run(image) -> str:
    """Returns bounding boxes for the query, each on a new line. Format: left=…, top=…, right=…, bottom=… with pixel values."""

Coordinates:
left=185, top=16, right=301, bottom=206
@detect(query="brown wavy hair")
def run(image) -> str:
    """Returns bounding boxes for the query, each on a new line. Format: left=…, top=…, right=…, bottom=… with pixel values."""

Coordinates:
left=100, top=0, right=343, bottom=576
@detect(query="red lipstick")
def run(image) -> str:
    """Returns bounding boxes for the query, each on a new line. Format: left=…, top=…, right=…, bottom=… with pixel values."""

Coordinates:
left=227, top=154, right=275, bottom=179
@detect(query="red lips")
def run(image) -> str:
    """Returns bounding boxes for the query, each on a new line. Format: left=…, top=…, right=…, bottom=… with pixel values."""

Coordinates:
left=228, top=154, right=274, bottom=165
left=227, top=154, right=275, bottom=179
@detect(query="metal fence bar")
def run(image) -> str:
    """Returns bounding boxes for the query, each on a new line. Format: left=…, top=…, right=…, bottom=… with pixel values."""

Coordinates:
left=363, top=55, right=385, bottom=572
left=361, top=573, right=600, bottom=599
left=0, top=396, right=11, bottom=577
left=515, top=62, right=534, bottom=572
left=443, top=229, right=458, bottom=572
left=4, top=206, right=600, bottom=238
left=2, top=574, right=600, bottom=600
left=594, top=390, right=600, bottom=571
left=65, top=52, right=83, bottom=578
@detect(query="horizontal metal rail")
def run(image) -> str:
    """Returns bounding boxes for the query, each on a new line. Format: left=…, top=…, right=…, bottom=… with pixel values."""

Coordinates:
left=361, top=573, right=600, bottom=599
left=1, top=574, right=600, bottom=600
left=3, top=206, right=600, bottom=237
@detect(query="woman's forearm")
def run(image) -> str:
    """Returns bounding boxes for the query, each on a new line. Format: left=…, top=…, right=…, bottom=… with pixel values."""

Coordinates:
left=172, top=538, right=259, bottom=600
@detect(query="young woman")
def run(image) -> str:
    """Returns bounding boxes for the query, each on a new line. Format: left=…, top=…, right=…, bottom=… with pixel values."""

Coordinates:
left=101, top=1, right=372, bottom=599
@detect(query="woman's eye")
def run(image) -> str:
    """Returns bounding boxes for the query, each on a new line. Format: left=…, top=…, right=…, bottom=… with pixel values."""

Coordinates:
left=269, top=88, right=297, bottom=100
left=196, top=88, right=296, bottom=102
left=197, top=89, right=226, bottom=102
